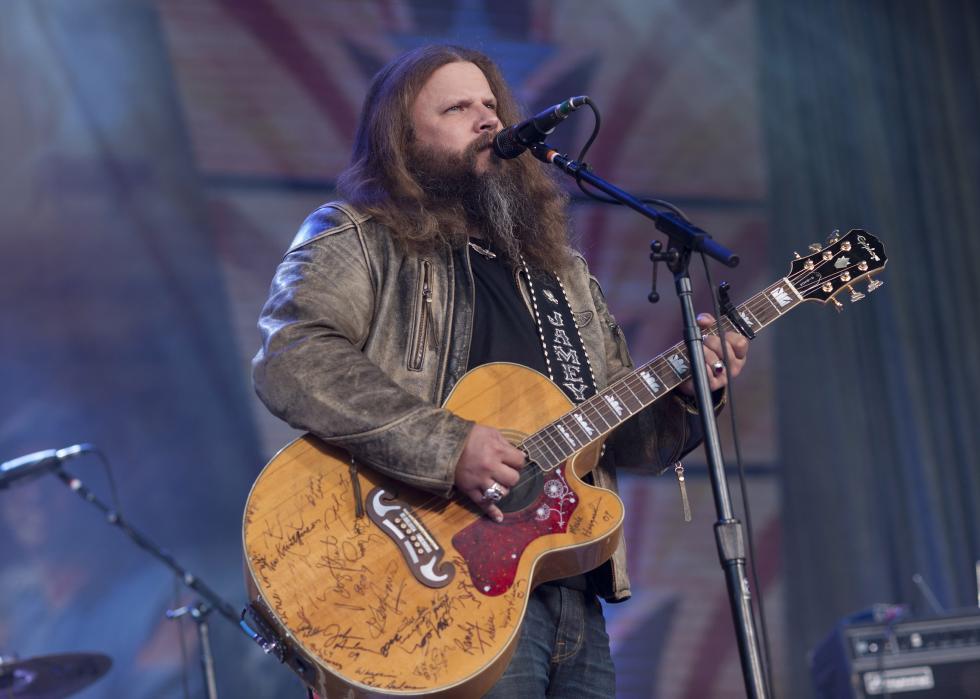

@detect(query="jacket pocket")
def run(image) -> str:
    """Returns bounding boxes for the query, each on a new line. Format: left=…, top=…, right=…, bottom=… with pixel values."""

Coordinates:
left=407, top=259, right=434, bottom=372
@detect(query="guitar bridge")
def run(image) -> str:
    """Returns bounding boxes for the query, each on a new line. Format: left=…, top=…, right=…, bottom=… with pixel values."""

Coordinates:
left=366, top=487, right=455, bottom=588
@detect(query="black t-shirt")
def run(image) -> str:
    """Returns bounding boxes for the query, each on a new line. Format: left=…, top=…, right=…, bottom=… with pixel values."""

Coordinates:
left=465, top=242, right=547, bottom=375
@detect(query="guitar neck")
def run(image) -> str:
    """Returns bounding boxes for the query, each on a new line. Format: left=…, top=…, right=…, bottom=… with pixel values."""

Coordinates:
left=520, top=277, right=804, bottom=469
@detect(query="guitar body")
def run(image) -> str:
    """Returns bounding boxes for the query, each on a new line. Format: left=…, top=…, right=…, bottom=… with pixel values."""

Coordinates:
left=243, top=362, right=625, bottom=698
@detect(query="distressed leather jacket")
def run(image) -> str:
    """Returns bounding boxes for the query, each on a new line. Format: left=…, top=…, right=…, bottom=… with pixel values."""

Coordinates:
left=253, top=202, right=701, bottom=601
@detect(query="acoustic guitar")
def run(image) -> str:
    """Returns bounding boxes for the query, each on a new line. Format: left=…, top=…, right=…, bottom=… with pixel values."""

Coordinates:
left=242, top=230, right=887, bottom=697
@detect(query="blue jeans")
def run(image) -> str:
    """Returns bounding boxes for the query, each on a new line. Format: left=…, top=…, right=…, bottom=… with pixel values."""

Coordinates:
left=482, top=583, right=616, bottom=698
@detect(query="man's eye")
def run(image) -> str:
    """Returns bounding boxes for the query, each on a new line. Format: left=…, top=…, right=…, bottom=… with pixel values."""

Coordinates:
left=485, top=103, right=497, bottom=111
left=445, top=105, right=462, bottom=113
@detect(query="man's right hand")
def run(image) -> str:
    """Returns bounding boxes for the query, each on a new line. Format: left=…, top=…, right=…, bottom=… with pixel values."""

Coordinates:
left=454, top=424, right=526, bottom=522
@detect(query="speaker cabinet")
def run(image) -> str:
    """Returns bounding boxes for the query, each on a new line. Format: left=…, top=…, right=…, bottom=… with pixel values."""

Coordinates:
left=812, top=611, right=980, bottom=698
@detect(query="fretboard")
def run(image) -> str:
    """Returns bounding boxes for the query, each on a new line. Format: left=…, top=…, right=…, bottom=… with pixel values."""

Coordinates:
left=520, top=277, right=804, bottom=469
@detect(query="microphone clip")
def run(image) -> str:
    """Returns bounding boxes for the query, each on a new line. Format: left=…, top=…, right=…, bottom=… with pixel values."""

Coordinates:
left=718, top=282, right=756, bottom=340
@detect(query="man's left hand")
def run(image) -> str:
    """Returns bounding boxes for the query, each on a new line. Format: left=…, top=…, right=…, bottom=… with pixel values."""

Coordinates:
left=676, top=313, right=749, bottom=396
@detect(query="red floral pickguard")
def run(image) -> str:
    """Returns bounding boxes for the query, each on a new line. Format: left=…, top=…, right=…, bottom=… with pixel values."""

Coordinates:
left=451, top=466, right=578, bottom=596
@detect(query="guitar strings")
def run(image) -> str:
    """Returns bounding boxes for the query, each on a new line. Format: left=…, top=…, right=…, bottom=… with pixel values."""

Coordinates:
left=400, top=251, right=871, bottom=528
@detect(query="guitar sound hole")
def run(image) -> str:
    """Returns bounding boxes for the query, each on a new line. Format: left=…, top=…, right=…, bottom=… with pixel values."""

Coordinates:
left=498, top=466, right=543, bottom=513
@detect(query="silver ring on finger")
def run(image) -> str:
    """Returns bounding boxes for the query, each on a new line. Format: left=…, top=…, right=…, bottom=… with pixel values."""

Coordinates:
left=482, top=481, right=504, bottom=502
left=712, top=361, right=724, bottom=375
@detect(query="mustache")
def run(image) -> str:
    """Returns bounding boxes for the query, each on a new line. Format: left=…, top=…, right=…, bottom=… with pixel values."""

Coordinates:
left=467, top=132, right=495, bottom=155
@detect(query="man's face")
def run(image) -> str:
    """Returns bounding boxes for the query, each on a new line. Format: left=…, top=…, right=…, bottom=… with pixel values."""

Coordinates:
left=410, top=61, right=501, bottom=174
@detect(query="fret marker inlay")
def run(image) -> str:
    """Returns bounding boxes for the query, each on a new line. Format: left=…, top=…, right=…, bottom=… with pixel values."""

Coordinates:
left=667, top=353, right=689, bottom=377
left=770, top=286, right=792, bottom=307
left=640, top=370, right=661, bottom=393
left=556, top=424, right=577, bottom=448
left=603, top=394, right=624, bottom=417
left=573, top=413, right=595, bottom=437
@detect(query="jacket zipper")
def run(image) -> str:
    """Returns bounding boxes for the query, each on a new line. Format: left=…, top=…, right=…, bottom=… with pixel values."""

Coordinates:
left=409, top=259, right=433, bottom=372
left=433, top=251, right=453, bottom=401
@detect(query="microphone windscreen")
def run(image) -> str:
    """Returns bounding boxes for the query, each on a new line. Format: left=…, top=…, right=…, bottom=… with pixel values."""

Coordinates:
left=492, top=130, right=525, bottom=160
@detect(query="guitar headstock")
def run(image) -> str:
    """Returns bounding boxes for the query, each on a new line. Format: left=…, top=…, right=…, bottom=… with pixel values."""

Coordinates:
left=788, top=229, right=887, bottom=308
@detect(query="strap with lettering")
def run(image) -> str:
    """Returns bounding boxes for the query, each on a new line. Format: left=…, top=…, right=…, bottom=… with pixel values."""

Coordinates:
left=520, top=258, right=598, bottom=404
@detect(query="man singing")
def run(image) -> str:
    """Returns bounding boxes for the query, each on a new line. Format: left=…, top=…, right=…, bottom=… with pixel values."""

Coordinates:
left=253, top=44, right=748, bottom=697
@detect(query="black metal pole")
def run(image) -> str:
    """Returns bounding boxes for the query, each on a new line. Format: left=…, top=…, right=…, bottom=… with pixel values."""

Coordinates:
left=671, top=252, right=768, bottom=698
left=527, top=142, right=769, bottom=697
left=52, top=467, right=249, bottom=695
left=167, top=602, right=220, bottom=699
left=527, top=143, right=739, bottom=268
left=51, top=467, right=241, bottom=625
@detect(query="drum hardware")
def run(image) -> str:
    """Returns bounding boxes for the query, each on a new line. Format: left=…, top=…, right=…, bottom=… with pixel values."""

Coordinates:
left=0, top=652, right=111, bottom=698
left=167, top=602, right=219, bottom=699
left=1, top=444, right=258, bottom=699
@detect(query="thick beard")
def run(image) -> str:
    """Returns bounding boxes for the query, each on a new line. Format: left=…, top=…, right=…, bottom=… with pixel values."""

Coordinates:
left=407, top=135, right=535, bottom=264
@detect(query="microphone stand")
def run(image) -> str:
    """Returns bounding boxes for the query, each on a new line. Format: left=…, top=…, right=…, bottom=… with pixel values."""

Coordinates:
left=527, top=142, right=768, bottom=697
left=167, top=602, right=219, bottom=699
left=52, top=466, right=241, bottom=699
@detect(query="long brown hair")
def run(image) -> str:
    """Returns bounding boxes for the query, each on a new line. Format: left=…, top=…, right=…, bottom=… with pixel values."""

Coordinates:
left=336, top=44, right=571, bottom=271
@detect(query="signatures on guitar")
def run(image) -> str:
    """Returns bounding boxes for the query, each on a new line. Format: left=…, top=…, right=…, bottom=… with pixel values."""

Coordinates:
left=251, top=469, right=371, bottom=577
left=245, top=447, right=535, bottom=686
left=568, top=499, right=614, bottom=538
left=300, top=579, right=503, bottom=688
left=455, top=616, right=497, bottom=655
left=312, top=581, right=514, bottom=664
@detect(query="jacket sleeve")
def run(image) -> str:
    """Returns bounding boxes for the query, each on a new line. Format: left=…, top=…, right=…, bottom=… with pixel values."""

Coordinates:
left=584, top=265, right=705, bottom=473
left=251, top=213, right=471, bottom=496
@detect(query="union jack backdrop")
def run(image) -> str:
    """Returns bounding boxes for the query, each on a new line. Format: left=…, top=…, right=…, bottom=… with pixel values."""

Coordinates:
left=0, top=1, right=785, bottom=696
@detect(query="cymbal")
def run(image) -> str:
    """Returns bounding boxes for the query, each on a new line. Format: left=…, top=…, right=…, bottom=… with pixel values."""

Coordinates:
left=0, top=653, right=111, bottom=699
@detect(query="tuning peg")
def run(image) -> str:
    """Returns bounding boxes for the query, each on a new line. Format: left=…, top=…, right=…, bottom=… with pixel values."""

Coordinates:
left=831, top=298, right=844, bottom=312
left=867, top=278, right=884, bottom=292
left=808, top=243, right=823, bottom=253
left=827, top=229, right=841, bottom=244
left=793, top=251, right=802, bottom=260
left=848, top=285, right=865, bottom=303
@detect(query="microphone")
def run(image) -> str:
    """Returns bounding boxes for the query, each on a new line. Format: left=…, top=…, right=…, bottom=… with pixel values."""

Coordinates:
left=0, top=443, right=95, bottom=489
left=493, top=95, right=589, bottom=159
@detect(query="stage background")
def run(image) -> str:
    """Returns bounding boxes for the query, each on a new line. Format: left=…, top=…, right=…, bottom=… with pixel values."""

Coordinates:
left=1, top=1, right=976, bottom=697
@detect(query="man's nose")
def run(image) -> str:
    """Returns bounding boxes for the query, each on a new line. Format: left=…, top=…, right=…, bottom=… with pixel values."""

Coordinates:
left=477, top=108, right=500, bottom=132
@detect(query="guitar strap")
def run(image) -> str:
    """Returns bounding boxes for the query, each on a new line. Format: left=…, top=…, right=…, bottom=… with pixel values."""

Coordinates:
left=520, top=256, right=598, bottom=404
